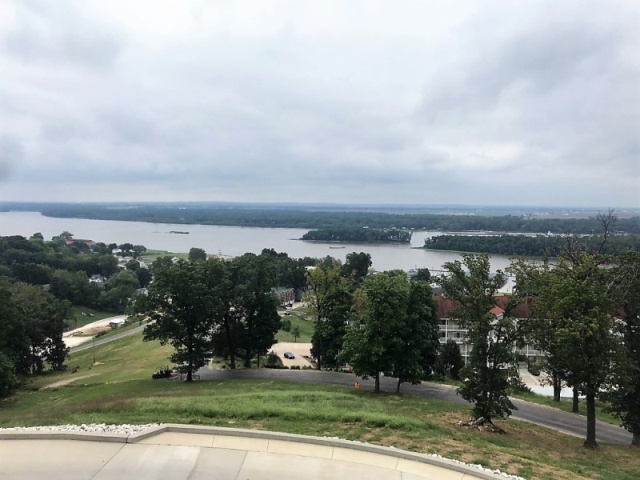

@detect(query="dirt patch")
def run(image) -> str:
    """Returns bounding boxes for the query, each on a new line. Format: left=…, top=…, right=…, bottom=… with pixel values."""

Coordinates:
left=40, top=374, right=97, bottom=390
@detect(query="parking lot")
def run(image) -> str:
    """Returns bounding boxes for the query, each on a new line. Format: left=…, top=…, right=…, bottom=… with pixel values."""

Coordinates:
left=270, top=342, right=313, bottom=368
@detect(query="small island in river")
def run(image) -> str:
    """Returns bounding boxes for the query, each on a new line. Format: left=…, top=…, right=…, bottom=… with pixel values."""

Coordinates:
left=301, top=227, right=411, bottom=244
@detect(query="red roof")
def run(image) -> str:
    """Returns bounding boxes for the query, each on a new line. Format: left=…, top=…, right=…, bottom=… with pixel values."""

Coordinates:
left=434, top=295, right=531, bottom=319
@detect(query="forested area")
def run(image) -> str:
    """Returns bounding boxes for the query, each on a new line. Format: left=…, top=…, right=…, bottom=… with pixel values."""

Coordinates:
left=0, top=234, right=150, bottom=313
left=0, top=233, right=151, bottom=395
left=301, top=227, right=412, bottom=243
left=424, top=234, right=640, bottom=256
left=5, top=202, right=639, bottom=234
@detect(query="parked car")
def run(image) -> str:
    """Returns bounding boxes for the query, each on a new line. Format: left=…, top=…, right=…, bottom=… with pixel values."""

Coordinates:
left=283, top=352, right=295, bottom=359
left=152, top=367, right=173, bottom=379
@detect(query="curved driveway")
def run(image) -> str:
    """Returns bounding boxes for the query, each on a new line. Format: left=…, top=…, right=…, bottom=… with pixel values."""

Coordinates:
left=197, top=367, right=632, bottom=445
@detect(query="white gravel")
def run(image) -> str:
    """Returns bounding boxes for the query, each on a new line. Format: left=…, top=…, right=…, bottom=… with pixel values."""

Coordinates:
left=0, top=423, right=160, bottom=435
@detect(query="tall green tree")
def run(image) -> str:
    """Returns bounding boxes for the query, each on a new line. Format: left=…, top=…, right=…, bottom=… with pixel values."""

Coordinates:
left=392, top=279, right=439, bottom=391
left=340, top=272, right=434, bottom=393
left=604, top=251, right=640, bottom=446
left=99, top=269, right=140, bottom=313
left=435, top=340, right=464, bottom=380
left=437, top=253, right=522, bottom=423
left=230, top=254, right=281, bottom=368
left=306, top=260, right=351, bottom=370
left=133, top=259, right=230, bottom=381
left=538, top=254, right=617, bottom=448
left=510, top=259, right=568, bottom=402
left=341, top=252, right=372, bottom=286
left=9, top=282, right=70, bottom=374
left=189, top=247, right=207, bottom=262
left=533, top=212, right=620, bottom=449
left=311, top=284, right=352, bottom=369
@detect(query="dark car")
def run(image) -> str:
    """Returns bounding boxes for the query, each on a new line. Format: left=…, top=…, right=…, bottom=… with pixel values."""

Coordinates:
left=283, top=352, right=295, bottom=359
left=152, top=367, right=173, bottom=379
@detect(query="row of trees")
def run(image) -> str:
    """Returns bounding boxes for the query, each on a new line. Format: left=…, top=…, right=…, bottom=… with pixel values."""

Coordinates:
left=433, top=213, right=640, bottom=449
left=424, top=233, right=640, bottom=257
left=304, top=253, right=441, bottom=392
left=17, top=202, right=640, bottom=234
left=133, top=254, right=283, bottom=380
left=511, top=248, right=640, bottom=448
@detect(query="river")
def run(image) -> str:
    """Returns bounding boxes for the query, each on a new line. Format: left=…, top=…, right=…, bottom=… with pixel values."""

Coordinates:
left=0, top=211, right=516, bottom=276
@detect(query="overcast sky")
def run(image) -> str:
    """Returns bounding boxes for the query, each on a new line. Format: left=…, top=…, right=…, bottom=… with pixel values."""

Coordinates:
left=0, top=0, right=638, bottom=207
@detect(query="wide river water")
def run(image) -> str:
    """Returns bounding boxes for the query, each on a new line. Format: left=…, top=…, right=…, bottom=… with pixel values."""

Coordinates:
left=0, top=211, right=516, bottom=276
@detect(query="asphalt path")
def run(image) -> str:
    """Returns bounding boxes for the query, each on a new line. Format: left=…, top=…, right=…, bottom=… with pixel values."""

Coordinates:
left=196, top=367, right=633, bottom=446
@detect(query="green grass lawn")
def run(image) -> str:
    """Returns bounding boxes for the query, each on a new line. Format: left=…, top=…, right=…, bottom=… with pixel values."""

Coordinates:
left=68, top=307, right=116, bottom=331
left=141, top=250, right=189, bottom=263
left=276, top=313, right=314, bottom=343
left=3, top=334, right=639, bottom=480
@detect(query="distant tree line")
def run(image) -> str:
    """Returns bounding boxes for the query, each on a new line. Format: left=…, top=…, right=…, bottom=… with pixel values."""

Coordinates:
left=424, top=234, right=640, bottom=256
left=302, top=228, right=412, bottom=244
left=6, top=203, right=639, bottom=234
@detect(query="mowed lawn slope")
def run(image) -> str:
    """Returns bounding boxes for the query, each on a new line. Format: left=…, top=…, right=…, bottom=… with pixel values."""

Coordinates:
left=1, top=333, right=638, bottom=480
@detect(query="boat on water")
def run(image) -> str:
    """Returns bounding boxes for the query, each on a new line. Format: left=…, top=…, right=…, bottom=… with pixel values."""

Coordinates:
left=169, top=231, right=190, bottom=234
left=329, top=246, right=346, bottom=249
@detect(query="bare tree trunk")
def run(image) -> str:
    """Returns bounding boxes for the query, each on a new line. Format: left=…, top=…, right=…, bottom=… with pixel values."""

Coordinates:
left=633, top=432, right=640, bottom=447
left=256, top=354, right=260, bottom=368
left=374, top=372, right=380, bottom=393
left=553, top=373, right=561, bottom=402
left=572, top=386, right=579, bottom=413
left=396, top=377, right=401, bottom=393
left=224, top=322, right=236, bottom=369
left=187, top=362, right=193, bottom=382
left=584, top=392, right=598, bottom=449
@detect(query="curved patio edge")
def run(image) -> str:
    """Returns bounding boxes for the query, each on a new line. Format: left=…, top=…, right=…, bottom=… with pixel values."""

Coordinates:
left=1, top=424, right=511, bottom=480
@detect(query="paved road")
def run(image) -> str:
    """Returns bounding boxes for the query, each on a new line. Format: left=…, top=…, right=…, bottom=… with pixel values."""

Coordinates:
left=196, top=367, right=633, bottom=446
left=69, top=325, right=145, bottom=354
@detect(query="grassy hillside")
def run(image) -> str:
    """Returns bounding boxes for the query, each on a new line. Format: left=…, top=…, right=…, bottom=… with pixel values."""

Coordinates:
left=276, top=313, right=314, bottom=343
left=1, top=333, right=638, bottom=480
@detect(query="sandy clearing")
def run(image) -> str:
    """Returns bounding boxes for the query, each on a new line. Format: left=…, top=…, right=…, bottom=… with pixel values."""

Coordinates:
left=63, top=315, right=127, bottom=348
left=40, top=373, right=97, bottom=390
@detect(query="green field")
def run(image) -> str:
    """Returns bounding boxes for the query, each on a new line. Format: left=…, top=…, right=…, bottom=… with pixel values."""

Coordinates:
left=276, top=313, right=314, bottom=343
left=1, top=333, right=638, bottom=480
left=141, top=250, right=189, bottom=263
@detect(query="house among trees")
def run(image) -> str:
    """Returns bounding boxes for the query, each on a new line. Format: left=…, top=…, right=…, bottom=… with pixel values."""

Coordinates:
left=89, top=274, right=106, bottom=283
left=64, top=237, right=94, bottom=247
left=435, top=295, right=541, bottom=363
left=274, top=287, right=295, bottom=306
left=108, top=318, right=126, bottom=329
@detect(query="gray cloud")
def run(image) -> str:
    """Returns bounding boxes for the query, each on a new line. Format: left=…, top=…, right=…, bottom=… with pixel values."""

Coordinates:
left=0, top=0, right=638, bottom=207
left=0, top=136, right=23, bottom=182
